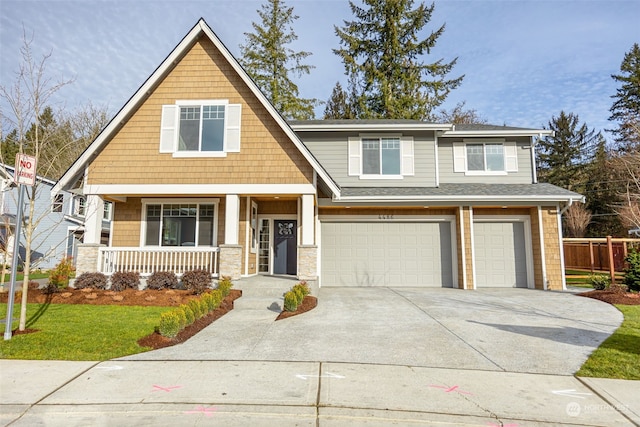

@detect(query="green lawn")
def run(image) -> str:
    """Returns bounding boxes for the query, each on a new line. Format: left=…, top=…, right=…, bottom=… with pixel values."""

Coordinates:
left=0, top=303, right=171, bottom=360
left=0, top=271, right=50, bottom=283
left=577, top=305, right=640, bottom=380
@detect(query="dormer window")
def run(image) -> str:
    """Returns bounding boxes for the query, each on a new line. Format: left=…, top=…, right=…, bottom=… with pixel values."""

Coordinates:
left=348, top=135, right=414, bottom=179
left=160, top=100, right=241, bottom=157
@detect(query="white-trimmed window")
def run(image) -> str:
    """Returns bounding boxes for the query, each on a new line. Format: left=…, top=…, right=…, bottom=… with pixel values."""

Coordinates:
left=250, top=201, right=258, bottom=253
left=143, top=200, right=218, bottom=247
left=103, top=201, right=113, bottom=221
left=453, top=140, right=518, bottom=175
left=160, top=100, right=241, bottom=157
left=348, top=135, right=414, bottom=178
left=51, top=194, right=64, bottom=213
left=73, top=196, right=86, bottom=217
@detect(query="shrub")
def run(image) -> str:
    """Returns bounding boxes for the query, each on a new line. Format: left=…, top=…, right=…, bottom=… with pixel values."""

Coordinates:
left=283, top=291, right=298, bottom=312
left=182, top=269, right=212, bottom=294
left=293, top=287, right=304, bottom=305
left=158, top=311, right=182, bottom=338
left=588, top=274, right=610, bottom=291
left=293, top=281, right=310, bottom=297
left=210, top=289, right=223, bottom=310
left=110, top=271, right=140, bottom=291
left=624, top=250, right=640, bottom=292
left=147, top=271, right=178, bottom=290
left=188, top=299, right=205, bottom=319
left=48, top=256, right=75, bottom=289
left=74, top=272, right=108, bottom=290
left=216, top=275, right=233, bottom=297
left=180, top=304, right=195, bottom=325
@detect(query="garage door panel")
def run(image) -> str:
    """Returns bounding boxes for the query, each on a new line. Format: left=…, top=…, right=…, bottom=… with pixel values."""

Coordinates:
left=474, top=221, right=528, bottom=288
left=321, top=221, right=453, bottom=287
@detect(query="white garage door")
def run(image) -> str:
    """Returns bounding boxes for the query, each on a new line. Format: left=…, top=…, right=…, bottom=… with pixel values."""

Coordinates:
left=321, top=222, right=454, bottom=287
left=474, top=221, right=528, bottom=288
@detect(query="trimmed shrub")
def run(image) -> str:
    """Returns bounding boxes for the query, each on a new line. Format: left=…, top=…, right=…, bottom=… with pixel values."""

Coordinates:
left=293, top=281, right=310, bottom=297
left=110, top=271, right=140, bottom=291
left=624, top=250, right=640, bottom=292
left=188, top=299, right=205, bottom=319
left=74, top=272, right=108, bottom=290
left=589, top=274, right=610, bottom=291
left=180, top=304, right=195, bottom=325
left=210, top=289, right=223, bottom=310
left=283, top=291, right=298, bottom=312
left=293, top=287, right=304, bottom=305
left=182, top=269, right=212, bottom=295
left=48, top=256, right=75, bottom=289
left=147, top=271, right=178, bottom=290
left=175, top=307, right=187, bottom=330
left=216, top=275, right=233, bottom=297
left=158, top=311, right=182, bottom=338
left=199, top=298, right=210, bottom=316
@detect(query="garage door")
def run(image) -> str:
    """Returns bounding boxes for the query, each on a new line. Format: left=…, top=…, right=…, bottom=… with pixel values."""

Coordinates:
left=321, top=222, right=453, bottom=287
left=473, top=221, right=528, bottom=288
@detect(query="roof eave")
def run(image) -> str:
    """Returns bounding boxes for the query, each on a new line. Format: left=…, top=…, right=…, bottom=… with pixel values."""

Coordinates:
left=331, top=194, right=585, bottom=204
left=292, top=123, right=454, bottom=132
left=441, top=129, right=554, bottom=137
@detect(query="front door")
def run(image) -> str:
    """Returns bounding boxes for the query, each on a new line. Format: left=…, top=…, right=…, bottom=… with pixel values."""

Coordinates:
left=273, top=220, right=297, bottom=275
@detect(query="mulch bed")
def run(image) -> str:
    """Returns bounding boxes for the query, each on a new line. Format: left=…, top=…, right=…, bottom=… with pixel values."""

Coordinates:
left=578, top=289, right=640, bottom=305
left=275, top=296, right=317, bottom=320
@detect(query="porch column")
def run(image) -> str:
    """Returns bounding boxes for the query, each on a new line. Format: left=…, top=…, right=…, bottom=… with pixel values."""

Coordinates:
left=298, top=194, right=317, bottom=282
left=83, top=195, right=104, bottom=244
left=220, top=194, right=242, bottom=280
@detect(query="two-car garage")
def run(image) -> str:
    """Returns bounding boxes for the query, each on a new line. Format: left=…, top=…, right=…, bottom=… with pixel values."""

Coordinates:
left=319, top=216, right=533, bottom=289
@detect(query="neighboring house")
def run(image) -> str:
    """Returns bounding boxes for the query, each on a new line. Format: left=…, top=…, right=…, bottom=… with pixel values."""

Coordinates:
left=0, top=165, right=111, bottom=270
left=53, top=19, right=583, bottom=290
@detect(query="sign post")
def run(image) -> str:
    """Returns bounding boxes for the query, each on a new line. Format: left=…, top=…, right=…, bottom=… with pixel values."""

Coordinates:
left=4, top=154, right=36, bottom=340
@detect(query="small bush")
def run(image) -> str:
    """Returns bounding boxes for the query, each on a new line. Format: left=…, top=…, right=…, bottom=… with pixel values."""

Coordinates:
left=610, top=283, right=629, bottom=294
left=188, top=299, right=205, bottom=319
left=293, top=287, right=304, bottom=305
left=158, top=311, right=182, bottom=338
left=147, top=271, right=178, bottom=290
left=624, top=250, right=640, bottom=292
left=293, top=281, right=310, bottom=297
left=180, top=304, right=195, bottom=325
left=283, top=291, right=298, bottom=312
left=210, top=289, right=223, bottom=310
left=110, top=271, right=140, bottom=291
left=216, top=275, right=233, bottom=297
left=48, top=256, right=75, bottom=289
left=589, top=274, right=610, bottom=291
left=182, top=269, right=212, bottom=295
left=74, top=272, right=108, bottom=290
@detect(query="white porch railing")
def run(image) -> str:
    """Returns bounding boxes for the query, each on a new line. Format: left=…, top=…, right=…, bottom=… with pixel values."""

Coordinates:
left=98, top=247, right=219, bottom=277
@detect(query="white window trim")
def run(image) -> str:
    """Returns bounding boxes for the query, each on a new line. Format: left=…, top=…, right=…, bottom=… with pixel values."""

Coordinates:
left=140, top=198, right=220, bottom=247
left=348, top=134, right=414, bottom=179
left=454, top=139, right=517, bottom=175
left=51, top=194, right=64, bottom=213
left=160, top=100, right=241, bottom=158
left=72, top=195, right=86, bottom=217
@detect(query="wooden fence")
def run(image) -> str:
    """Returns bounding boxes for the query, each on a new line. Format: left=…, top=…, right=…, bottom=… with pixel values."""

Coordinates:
left=563, top=237, right=640, bottom=282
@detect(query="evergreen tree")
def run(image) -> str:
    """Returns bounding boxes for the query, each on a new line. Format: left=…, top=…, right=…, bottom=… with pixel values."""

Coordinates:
left=239, top=0, right=318, bottom=120
left=537, top=111, right=599, bottom=191
left=334, top=0, right=463, bottom=120
left=609, top=43, right=640, bottom=153
left=324, top=81, right=357, bottom=119
left=434, top=101, right=487, bottom=124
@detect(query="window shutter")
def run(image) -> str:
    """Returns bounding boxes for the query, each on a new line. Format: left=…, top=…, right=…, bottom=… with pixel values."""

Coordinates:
left=453, top=142, right=466, bottom=172
left=160, top=105, right=178, bottom=153
left=504, top=141, right=518, bottom=172
left=225, top=104, right=242, bottom=152
left=348, top=137, right=361, bottom=176
left=401, top=136, right=414, bottom=176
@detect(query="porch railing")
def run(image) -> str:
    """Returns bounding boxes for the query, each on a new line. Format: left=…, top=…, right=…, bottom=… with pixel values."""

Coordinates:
left=98, top=247, right=219, bottom=277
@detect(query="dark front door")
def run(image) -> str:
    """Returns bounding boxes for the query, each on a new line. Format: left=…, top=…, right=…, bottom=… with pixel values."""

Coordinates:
left=273, top=220, right=297, bottom=275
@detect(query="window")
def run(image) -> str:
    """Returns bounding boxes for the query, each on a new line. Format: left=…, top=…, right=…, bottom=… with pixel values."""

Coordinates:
left=73, top=196, right=86, bottom=217
left=52, top=194, right=64, bottom=213
left=160, top=101, right=241, bottom=156
left=103, top=201, right=113, bottom=221
left=348, top=135, right=414, bottom=178
left=453, top=141, right=518, bottom=174
left=144, top=202, right=217, bottom=247
left=250, top=202, right=258, bottom=253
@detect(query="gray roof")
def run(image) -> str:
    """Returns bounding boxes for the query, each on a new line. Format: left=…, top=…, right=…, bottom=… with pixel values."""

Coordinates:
left=338, top=183, right=583, bottom=202
left=289, top=120, right=543, bottom=132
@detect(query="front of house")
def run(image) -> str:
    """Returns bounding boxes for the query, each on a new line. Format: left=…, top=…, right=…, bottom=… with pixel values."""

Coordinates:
left=53, top=19, right=583, bottom=291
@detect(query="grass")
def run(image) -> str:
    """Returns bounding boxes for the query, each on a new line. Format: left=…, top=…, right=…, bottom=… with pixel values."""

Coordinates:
left=0, top=271, right=50, bottom=282
left=577, top=305, right=640, bottom=380
left=565, top=269, right=623, bottom=288
left=0, top=303, right=171, bottom=360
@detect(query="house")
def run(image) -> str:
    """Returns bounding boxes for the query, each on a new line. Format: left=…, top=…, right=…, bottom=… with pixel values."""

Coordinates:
left=53, top=19, right=583, bottom=290
left=0, top=164, right=111, bottom=270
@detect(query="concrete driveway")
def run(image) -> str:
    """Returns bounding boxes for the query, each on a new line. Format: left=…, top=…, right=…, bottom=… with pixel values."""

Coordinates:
left=124, top=286, right=622, bottom=375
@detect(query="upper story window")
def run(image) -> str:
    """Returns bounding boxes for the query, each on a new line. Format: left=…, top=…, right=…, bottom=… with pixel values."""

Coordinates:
left=103, top=201, right=113, bottom=221
left=160, top=100, right=241, bottom=157
left=348, top=135, right=414, bottom=179
left=73, top=196, right=86, bottom=217
left=453, top=140, right=518, bottom=175
left=143, top=200, right=218, bottom=247
left=51, top=194, right=64, bottom=213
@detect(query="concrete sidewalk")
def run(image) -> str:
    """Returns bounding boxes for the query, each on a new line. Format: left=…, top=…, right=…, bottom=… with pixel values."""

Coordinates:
left=1, top=359, right=638, bottom=426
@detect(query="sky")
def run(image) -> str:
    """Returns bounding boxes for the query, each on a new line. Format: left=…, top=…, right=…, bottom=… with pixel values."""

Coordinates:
left=1, top=0, right=639, bottom=140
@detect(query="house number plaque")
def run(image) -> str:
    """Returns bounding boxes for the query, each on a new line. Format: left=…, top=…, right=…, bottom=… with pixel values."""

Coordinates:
left=378, top=214, right=394, bottom=220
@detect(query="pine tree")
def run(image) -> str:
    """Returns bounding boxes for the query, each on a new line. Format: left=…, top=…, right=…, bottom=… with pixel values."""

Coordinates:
left=239, top=0, right=318, bottom=120
left=334, top=0, right=463, bottom=120
left=537, top=111, right=599, bottom=192
left=609, top=43, right=640, bottom=153
left=324, top=82, right=357, bottom=119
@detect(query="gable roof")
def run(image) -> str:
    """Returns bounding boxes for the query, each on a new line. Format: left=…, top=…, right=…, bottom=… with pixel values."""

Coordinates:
left=52, top=19, right=340, bottom=196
